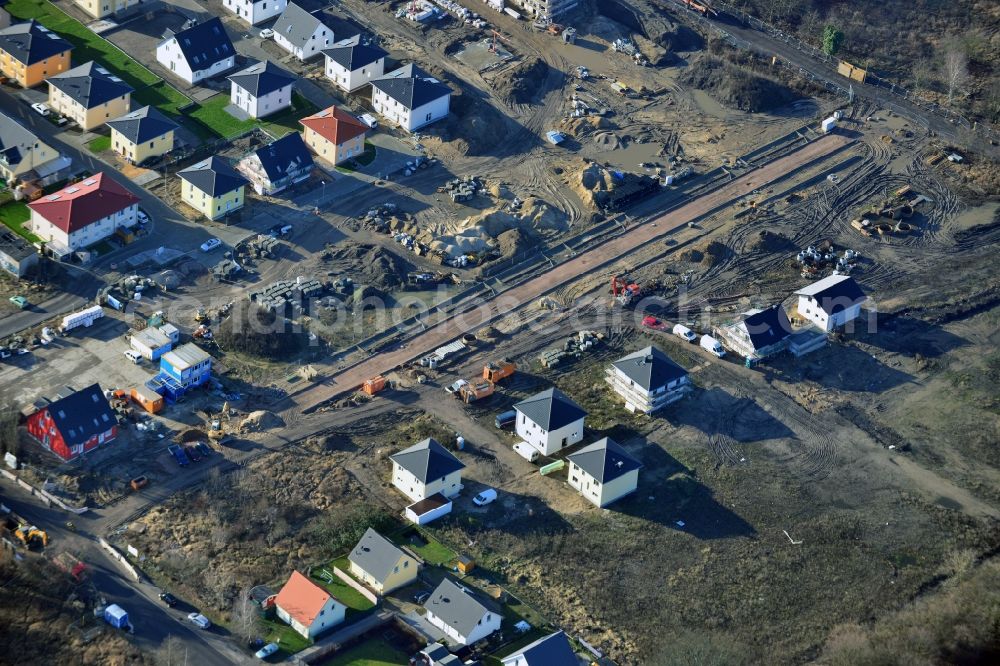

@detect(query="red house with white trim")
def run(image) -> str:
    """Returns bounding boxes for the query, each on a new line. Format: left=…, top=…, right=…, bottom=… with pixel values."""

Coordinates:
left=25, top=384, right=118, bottom=461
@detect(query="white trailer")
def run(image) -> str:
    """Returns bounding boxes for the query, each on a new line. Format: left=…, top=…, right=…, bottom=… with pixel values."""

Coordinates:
left=60, top=305, right=104, bottom=333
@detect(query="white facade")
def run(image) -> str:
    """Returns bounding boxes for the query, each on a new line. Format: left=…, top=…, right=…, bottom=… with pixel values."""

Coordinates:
left=274, top=22, right=332, bottom=61
left=426, top=606, right=501, bottom=646
left=325, top=54, right=385, bottom=92
left=391, top=461, right=462, bottom=502
left=605, top=366, right=690, bottom=414
left=371, top=87, right=450, bottom=133
left=275, top=596, right=344, bottom=640
left=568, top=463, right=639, bottom=508
left=156, top=39, right=235, bottom=85
left=230, top=80, right=292, bottom=119
left=515, top=414, right=584, bottom=457
left=223, top=0, right=286, bottom=24
left=796, top=295, right=863, bottom=332
left=30, top=204, right=137, bottom=253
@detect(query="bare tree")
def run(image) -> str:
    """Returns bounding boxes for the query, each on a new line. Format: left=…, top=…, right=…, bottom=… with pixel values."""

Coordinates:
left=0, top=402, right=19, bottom=457
left=231, top=585, right=261, bottom=644
left=943, top=48, right=969, bottom=105
left=154, top=636, right=189, bottom=666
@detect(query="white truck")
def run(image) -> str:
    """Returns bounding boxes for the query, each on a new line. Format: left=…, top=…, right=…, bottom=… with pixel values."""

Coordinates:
left=700, top=335, right=726, bottom=358
left=672, top=324, right=696, bottom=342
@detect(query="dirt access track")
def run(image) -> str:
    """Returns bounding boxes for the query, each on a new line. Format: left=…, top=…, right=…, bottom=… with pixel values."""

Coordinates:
left=295, top=131, right=855, bottom=412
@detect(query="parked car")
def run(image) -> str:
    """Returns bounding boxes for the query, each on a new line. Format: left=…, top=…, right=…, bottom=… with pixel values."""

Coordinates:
left=168, top=444, right=190, bottom=467
left=187, top=612, right=211, bottom=629
left=9, top=295, right=28, bottom=309
left=195, top=442, right=212, bottom=457
left=473, top=488, right=498, bottom=506
left=255, top=643, right=279, bottom=660
left=184, top=444, right=202, bottom=462
left=494, top=409, right=517, bottom=430
left=269, top=223, right=293, bottom=237
left=30, top=102, right=50, bottom=116
left=699, top=334, right=726, bottom=358
left=123, top=350, right=143, bottom=364
left=672, top=324, right=697, bottom=342
left=200, top=238, right=222, bottom=252
left=445, top=379, right=469, bottom=394
left=137, top=209, right=150, bottom=225
left=259, top=28, right=274, bottom=39
left=158, top=592, right=178, bottom=607
left=412, top=590, right=431, bottom=604
left=130, top=476, right=149, bottom=491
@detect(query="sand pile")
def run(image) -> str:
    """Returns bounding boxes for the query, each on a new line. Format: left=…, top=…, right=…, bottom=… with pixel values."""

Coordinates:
left=239, top=410, right=284, bottom=433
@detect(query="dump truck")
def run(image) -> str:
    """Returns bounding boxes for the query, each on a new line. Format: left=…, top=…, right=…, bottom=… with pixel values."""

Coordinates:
left=483, top=359, right=516, bottom=383
left=54, top=552, right=90, bottom=583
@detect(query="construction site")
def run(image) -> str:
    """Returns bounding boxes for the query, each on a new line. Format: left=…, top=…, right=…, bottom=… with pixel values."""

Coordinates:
left=0, top=0, right=998, bottom=664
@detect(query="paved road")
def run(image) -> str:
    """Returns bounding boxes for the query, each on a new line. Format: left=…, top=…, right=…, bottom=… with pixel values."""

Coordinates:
left=294, top=131, right=855, bottom=411
left=0, top=267, right=95, bottom=339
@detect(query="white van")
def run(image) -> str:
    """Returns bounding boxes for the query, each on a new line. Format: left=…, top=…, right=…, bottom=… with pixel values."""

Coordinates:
left=473, top=488, right=498, bottom=506
left=700, top=335, right=726, bottom=358
left=123, top=350, right=143, bottom=364
left=672, top=324, right=697, bottom=342
left=513, top=442, right=540, bottom=463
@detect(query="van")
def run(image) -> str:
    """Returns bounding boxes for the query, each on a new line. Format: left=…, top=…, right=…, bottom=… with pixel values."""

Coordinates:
left=473, top=488, right=498, bottom=506
left=513, top=442, right=540, bottom=463
left=700, top=335, right=726, bottom=358
left=123, top=350, right=143, bottom=364
left=494, top=410, right=517, bottom=430
left=672, top=324, right=696, bottom=342
left=360, top=113, right=378, bottom=129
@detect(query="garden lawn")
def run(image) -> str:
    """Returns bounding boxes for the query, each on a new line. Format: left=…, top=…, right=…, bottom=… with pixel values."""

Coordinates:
left=0, top=201, right=40, bottom=243
left=310, top=565, right=375, bottom=613
left=318, top=639, right=408, bottom=666
left=260, top=616, right=312, bottom=657
left=189, top=93, right=317, bottom=140
left=87, top=135, right=111, bottom=153
left=390, top=531, right=456, bottom=566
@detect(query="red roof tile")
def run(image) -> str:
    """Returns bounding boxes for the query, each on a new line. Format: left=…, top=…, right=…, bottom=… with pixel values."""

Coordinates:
left=300, top=106, right=368, bottom=146
left=28, top=173, right=140, bottom=233
left=274, top=571, right=334, bottom=628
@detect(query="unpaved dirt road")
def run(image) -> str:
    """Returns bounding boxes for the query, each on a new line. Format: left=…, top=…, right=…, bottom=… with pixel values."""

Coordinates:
left=294, top=132, right=854, bottom=411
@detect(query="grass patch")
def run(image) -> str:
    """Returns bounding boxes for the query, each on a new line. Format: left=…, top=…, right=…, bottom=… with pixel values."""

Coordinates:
left=390, top=529, right=456, bottom=566
left=310, top=564, right=376, bottom=613
left=355, top=142, right=377, bottom=167
left=87, top=135, right=111, bottom=153
left=0, top=201, right=40, bottom=243
left=260, top=615, right=312, bottom=657
left=189, top=92, right=317, bottom=140
left=318, top=639, right=409, bottom=666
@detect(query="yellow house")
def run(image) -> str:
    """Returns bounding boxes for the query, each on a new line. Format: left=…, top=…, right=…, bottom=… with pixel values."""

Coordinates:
left=0, top=20, right=73, bottom=88
left=0, top=111, right=61, bottom=183
left=177, top=156, right=248, bottom=221
left=299, top=105, right=368, bottom=166
left=106, top=106, right=178, bottom=164
left=347, top=528, right=419, bottom=594
left=567, top=437, right=642, bottom=508
left=47, top=62, right=132, bottom=131
left=74, top=0, right=138, bottom=20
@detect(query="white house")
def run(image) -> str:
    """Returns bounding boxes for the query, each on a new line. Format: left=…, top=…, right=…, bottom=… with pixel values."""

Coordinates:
left=502, top=631, right=578, bottom=666
left=514, top=388, right=586, bottom=456
left=371, top=64, right=451, bottom=133
left=237, top=132, right=314, bottom=196
left=794, top=274, right=867, bottom=331
left=606, top=346, right=690, bottom=414
left=273, top=2, right=333, bottom=61
left=424, top=578, right=501, bottom=647
left=389, top=438, right=464, bottom=502
left=714, top=304, right=793, bottom=360
left=567, top=437, right=642, bottom=508
left=156, top=18, right=236, bottom=85
left=322, top=35, right=386, bottom=92
left=274, top=571, right=346, bottom=640
left=222, top=0, right=286, bottom=25
left=228, top=61, right=296, bottom=119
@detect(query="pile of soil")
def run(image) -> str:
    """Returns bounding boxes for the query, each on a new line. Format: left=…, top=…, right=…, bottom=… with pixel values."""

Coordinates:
left=681, top=56, right=799, bottom=112
left=493, top=57, right=549, bottom=105
left=216, top=301, right=312, bottom=360
left=238, top=410, right=284, bottom=433
left=496, top=228, right=532, bottom=258
left=678, top=241, right=731, bottom=267
left=561, top=115, right=614, bottom=138
left=326, top=243, right=414, bottom=291
left=749, top=230, right=797, bottom=254
left=437, top=92, right=518, bottom=157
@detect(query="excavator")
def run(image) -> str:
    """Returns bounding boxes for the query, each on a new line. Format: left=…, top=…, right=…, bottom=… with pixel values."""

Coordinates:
left=3, top=511, right=48, bottom=549
left=611, top=275, right=642, bottom=306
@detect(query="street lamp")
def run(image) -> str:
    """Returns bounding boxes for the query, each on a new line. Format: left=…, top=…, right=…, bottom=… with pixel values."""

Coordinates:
left=321, top=180, right=326, bottom=204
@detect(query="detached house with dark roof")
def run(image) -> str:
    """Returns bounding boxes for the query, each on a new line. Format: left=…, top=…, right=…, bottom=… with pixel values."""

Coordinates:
left=502, top=630, right=578, bottom=666
left=424, top=578, right=502, bottom=647
left=567, top=437, right=642, bottom=507
left=606, top=345, right=690, bottom=414
left=223, top=0, right=286, bottom=25
left=348, top=528, right=419, bottom=594
left=0, top=110, right=65, bottom=185
left=795, top=274, right=868, bottom=332
left=47, top=62, right=132, bottom=131
left=27, top=172, right=139, bottom=256
left=371, top=64, right=451, bottom=133
left=273, top=2, right=333, bottom=61
left=715, top=304, right=793, bottom=360
left=156, top=18, right=236, bottom=85
left=323, top=35, right=386, bottom=92
left=229, top=61, right=296, bottom=119
left=177, top=156, right=248, bottom=221
left=106, top=106, right=178, bottom=164
left=0, top=20, right=72, bottom=88
left=300, top=105, right=367, bottom=166
left=389, top=437, right=465, bottom=503
left=237, top=132, right=314, bottom=196
left=25, top=383, right=117, bottom=461
left=514, top=388, right=587, bottom=456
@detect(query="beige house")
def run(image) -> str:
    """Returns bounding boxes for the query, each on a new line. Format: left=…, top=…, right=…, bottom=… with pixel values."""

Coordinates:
left=74, top=0, right=139, bottom=20
left=0, top=111, right=61, bottom=184
left=106, top=106, right=178, bottom=164
left=299, top=105, right=367, bottom=166
left=347, top=528, right=419, bottom=594
left=47, top=62, right=132, bottom=131
left=389, top=438, right=465, bottom=503
left=177, top=156, right=248, bottom=221
left=567, top=437, right=642, bottom=508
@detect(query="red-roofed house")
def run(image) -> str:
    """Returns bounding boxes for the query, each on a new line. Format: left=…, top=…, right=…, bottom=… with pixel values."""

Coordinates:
left=300, top=106, right=367, bottom=166
left=274, top=571, right=346, bottom=640
left=28, top=172, right=140, bottom=257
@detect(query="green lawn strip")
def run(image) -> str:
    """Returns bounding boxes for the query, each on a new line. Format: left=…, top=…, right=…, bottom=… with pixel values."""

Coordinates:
left=309, top=566, right=375, bottom=612
left=87, top=135, right=110, bottom=153
left=259, top=93, right=318, bottom=138
left=188, top=95, right=257, bottom=139
left=0, top=201, right=41, bottom=243
left=260, top=615, right=312, bottom=657
left=318, top=639, right=409, bottom=666
left=355, top=142, right=377, bottom=167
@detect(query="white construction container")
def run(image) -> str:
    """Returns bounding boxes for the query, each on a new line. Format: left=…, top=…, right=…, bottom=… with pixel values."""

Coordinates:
left=60, top=305, right=104, bottom=333
left=503, top=7, right=521, bottom=19
left=514, top=442, right=540, bottom=462
left=821, top=117, right=837, bottom=134
left=700, top=335, right=726, bottom=358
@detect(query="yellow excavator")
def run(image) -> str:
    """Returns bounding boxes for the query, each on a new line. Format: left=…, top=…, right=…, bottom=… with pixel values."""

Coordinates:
left=3, top=511, right=48, bottom=549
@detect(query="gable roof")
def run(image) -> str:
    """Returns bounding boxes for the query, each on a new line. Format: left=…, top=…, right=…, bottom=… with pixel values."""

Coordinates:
left=514, top=388, right=587, bottom=431
left=741, top=304, right=792, bottom=350
left=228, top=60, right=296, bottom=97
left=0, top=20, right=72, bottom=65
left=502, top=631, right=577, bottom=666
left=247, top=132, right=314, bottom=182
left=28, top=173, right=139, bottom=233
left=274, top=571, right=338, bottom=628
left=390, top=438, right=464, bottom=483
left=567, top=437, right=642, bottom=484
left=47, top=62, right=133, bottom=109
left=177, top=156, right=247, bottom=196
left=106, top=106, right=178, bottom=145
left=164, top=18, right=234, bottom=71
left=348, top=528, right=409, bottom=583
left=611, top=346, right=687, bottom=391
left=43, top=383, right=116, bottom=447
left=274, top=2, right=330, bottom=48
left=322, top=34, right=386, bottom=71
left=0, top=110, right=42, bottom=170
left=794, top=274, right=867, bottom=315
left=425, top=578, right=496, bottom=639
left=371, top=64, right=451, bottom=110
left=300, top=105, right=367, bottom=145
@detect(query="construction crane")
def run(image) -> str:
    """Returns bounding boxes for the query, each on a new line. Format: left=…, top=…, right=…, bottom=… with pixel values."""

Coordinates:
left=489, top=29, right=513, bottom=54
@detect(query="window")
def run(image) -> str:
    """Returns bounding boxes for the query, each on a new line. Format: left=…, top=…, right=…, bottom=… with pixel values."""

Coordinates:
left=149, top=141, right=154, bottom=148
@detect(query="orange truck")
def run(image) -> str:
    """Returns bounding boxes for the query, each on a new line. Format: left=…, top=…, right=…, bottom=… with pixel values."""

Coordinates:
left=460, top=381, right=495, bottom=404
left=483, top=359, right=516, bottom=383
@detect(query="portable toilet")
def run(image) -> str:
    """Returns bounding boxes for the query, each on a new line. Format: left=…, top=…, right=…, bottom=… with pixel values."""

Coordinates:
left=104, top=604, right=129, bottom=629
